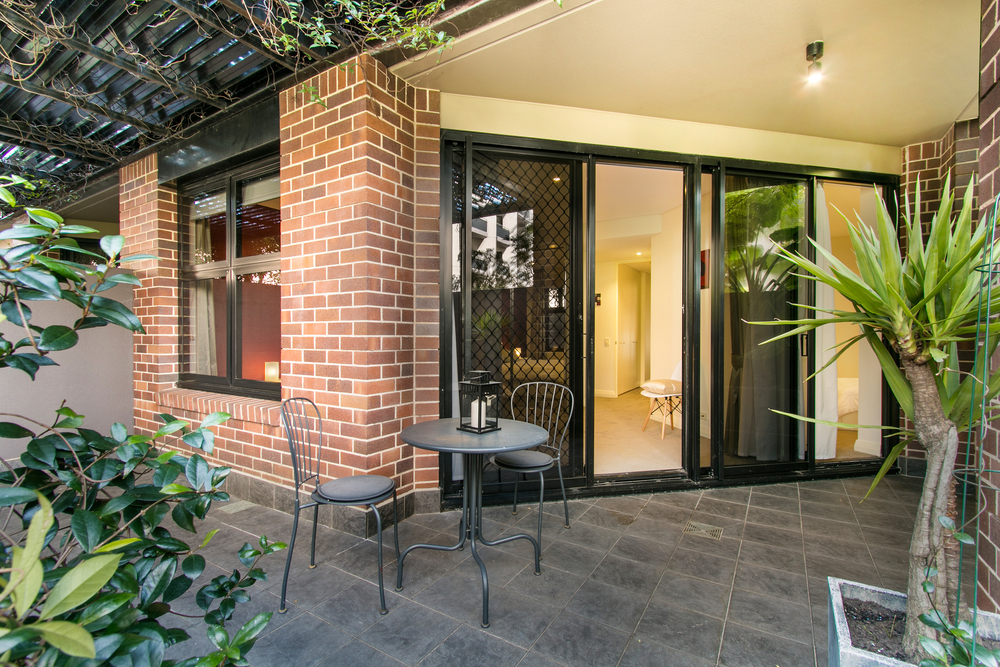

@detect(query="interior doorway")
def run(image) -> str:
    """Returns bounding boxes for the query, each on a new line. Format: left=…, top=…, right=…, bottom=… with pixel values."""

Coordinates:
left=592, top=163, right=696, bottom=475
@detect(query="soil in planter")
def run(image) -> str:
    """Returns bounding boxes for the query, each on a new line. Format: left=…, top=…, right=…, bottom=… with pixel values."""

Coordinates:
left=843, top=598, right=909, bottom=662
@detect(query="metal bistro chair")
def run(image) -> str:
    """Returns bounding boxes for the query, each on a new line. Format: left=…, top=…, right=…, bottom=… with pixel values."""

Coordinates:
left=278, top=397, right=399, bottom=614
left=489, top=382, right=574, bottom=552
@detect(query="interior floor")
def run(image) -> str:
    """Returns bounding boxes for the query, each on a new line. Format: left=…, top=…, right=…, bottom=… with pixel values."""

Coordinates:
left=594, top=389, right=877, bottom=475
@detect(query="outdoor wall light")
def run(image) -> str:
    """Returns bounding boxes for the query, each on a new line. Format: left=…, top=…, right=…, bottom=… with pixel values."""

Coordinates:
left=807, top=41, right=824, bottom=84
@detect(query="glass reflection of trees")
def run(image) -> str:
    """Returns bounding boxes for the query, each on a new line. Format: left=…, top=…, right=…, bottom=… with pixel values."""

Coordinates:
left=723, top=179, right=805, bottom=462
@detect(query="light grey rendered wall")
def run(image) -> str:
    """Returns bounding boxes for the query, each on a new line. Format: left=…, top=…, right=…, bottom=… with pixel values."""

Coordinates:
left=0, top=283, right=134, bottom=464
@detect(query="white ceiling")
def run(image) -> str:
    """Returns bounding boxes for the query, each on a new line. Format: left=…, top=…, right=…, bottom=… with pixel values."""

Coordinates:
left=594, top=163, right=683, bottom=264
left=395, top=0, right=978, bottom=147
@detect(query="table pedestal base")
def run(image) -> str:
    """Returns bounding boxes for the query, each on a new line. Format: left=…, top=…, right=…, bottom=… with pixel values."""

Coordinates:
left=395, top=452, right=541, bottom=627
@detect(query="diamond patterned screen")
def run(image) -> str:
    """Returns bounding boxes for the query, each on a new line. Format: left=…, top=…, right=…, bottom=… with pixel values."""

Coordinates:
left=453, top=150, right=574, bottom=468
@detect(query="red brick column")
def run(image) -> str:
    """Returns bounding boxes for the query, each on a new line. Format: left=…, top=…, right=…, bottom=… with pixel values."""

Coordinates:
left=979, top=0, right=1000, bottom=613
left=279, top=55, right=441, bottom=519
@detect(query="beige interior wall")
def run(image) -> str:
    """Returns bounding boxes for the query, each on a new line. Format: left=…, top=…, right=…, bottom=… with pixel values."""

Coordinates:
left=641, top=271, right=651, bottom=384
left=650, top=206, right=683, bottom=381
left=594, top=260, right=617, bottom=397
left=442, top=94, right=901, bottom=174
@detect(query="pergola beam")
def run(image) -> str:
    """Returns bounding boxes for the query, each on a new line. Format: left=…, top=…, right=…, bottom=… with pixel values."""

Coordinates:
left=215, top=0, right=333, bottom=63
left=0, top=117, right=116, bottom=168
left=162, top=0, right=299, bottom=72
left=1, top=12, right=227, bottom=110
left=0, top=72, right=162, bottom=137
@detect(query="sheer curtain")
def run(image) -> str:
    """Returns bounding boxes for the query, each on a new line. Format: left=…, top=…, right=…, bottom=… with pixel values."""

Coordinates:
left=191, top=216, right=217, bottom=376
left=814, top=183, right=839, bottom=459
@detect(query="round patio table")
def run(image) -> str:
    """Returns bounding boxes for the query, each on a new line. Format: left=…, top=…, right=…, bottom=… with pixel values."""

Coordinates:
left=396, top=418, right=546, bottom=627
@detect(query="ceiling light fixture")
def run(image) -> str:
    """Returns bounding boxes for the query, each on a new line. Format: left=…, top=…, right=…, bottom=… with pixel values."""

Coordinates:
left=636, top=252, right=642, bottom=256
left=806, top=41, right=824, bottom=84
left=552, top=177, right=561, bottom=182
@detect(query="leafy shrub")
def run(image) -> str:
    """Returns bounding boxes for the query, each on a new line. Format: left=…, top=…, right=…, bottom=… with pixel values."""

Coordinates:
left=0, top=175, right=284, bottom=665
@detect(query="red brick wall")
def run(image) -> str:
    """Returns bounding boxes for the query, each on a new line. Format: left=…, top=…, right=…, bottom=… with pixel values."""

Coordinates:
left=278, top=54, right=440, bottom=501
left=979, top=0, right=1000, bottom=614
left=118, top=55, right=442, bottom=525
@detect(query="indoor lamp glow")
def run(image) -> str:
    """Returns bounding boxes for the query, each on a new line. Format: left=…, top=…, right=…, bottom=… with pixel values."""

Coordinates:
left=264, top=361, right=280, bottom=382
left=806, top=40, right=824, bottom=84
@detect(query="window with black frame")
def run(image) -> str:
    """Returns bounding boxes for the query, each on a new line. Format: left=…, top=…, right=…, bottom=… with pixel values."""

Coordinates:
left=178, top=160, right=281, bottom=398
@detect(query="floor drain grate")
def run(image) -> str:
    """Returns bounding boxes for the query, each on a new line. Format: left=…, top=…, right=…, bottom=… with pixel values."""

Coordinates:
left=683, top=520, right=723, bottom=540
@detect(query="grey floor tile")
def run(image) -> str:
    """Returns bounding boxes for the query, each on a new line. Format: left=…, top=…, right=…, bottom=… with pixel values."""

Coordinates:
left=752, top=483, right=800, bottom=500
left=648, top=490, right=702, bottom=510
left=653, top=572, right=732, bottom=619
left=594, top=495, right=648, bottom=517
left=317, top=639, right=406, bottom=666
left=359, top=601, right=460, bottom=665
left=505, top=563, right=586, bottom=607
left=590, top=554, right=661, bottom=596
left=555, top=521, right=624, bottom=552
left=739, top=540, right=806, bottom=574
left=565, top=579, right=649, bottom=632
left=412, top=573, right=484, bottom=621
left=702, top=487, right=752, bottom=504
left=802, top=515, right=866, bottom=541
left=515, top=651, right=564, bottom=667
left=799, top=479, right=848, bottom=495
left=540, top=540, right=605, bottom=577
left=727, top=588, right=813, bottom=643
left=742, top=522, right=803, bottom=549
left=635, top=598, right=723, bottom=663
left=533, top=611, right=630, bottom=667
left=800, top=500, right=857, bottom=524
left=250, top=612, right=350, bottom=666
left=749, top=492, right=800, bottom=514
left=418, top=624, right=525, bottom=667
left=623, top=517, right=686, bottom=545
left=618, top=636, right=715, bottom=667
left=805, top=553, right=880, bottom=587
left=799, top=488, right=852, bottom=506
left=734, top=561, right=809, bottom=606
left=380, top=550, right=451, bottom=598
left=311, top=580, right=406, bottom=635
left=266, top=562, right=361, bottom=610
left=456, top=547, right=533, bottom=587
left=227, top=589, right=304, bottom=639
left=667, top=547, right=737, bottom=586
left=639, top=501, right=695, bottom=523
left=607, top=534, right=674, bottom=570
left=803, top=533, right=871, bottom=562
left=745, top=506, right=801, bottom=532
left=469, top=588, right=560, bottom=648
left=337, top=539, right=401, bottom=579
left=854, top=508, right=915, bottom=533
left=577, top=505, right=636, bottom=530
left=719, top=622, right=815, bottom=667
left=861, top=525, right=912, bottom=551
left=676, top=534, right=742, bottom=560
left=541, top=499, right=595, bottom=523
left=407, top=511, right=463, bottom=533
left=168, top=623, right=220, bottom=663
left=695, top=497, right=749, bottom=521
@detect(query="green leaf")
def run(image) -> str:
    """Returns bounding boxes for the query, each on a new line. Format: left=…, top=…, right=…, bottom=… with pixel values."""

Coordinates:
left=232, top=612, right=272, bottom=646
left=58, top=224, right=99, bottom=234
left=37, top=325, right=79, bottom=352
left=207, top=625, right=230, bottom=650
left=199, top=412, right=230, bottom=429
left=186, top=454, right=210, bottom=491
left=182, top=554, right=206, bottom=579
left=17, top=266, right=61, bottom=298
left=71, top=510, right=105, bottom=553
left=35, top=620, right=95, bottom=658
left=24, top=207, right=64, bottom=226
left=162, top=483, right=194, bottom=495
left=39, top=553, right=122, bottom=620
left=99, top=235, right=125, bottom=259
left=139, top=557, right=177, bottom=608
left=0, top=225, right=49, bottom=240
left=919, top=635, right=948, bottom=661
left=94, top=538, right=142, bottom=553
left=939, top=516, right=957, bottom=531
left=0, top=486, right=38, bottom=506
left=954, top=531, right=975, bottom=545
left=77, top=592, right=135, bottom=626
left=198, top=529, right=219, bottom=551
left=8, top=545, right=44, bottom=618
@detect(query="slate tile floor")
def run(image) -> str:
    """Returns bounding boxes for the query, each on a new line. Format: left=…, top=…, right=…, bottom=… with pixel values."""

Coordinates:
left=164, top=475, right=956, bottom=667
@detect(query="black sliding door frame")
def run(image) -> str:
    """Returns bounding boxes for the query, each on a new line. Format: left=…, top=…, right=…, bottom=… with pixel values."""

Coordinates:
left=439, top=129, right=900, bottom=504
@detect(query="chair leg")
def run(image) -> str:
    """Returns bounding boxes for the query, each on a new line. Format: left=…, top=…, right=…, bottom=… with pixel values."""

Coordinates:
left=536, top=471, right=545, bottom=556
left=392, top=489, right=400, bottom=563
left=372, top=502, right=388, bottom=615
left=279, top=506, right=299, bottom=613
left=642, top=397, right=655, bottom=432
left=556, top=461, right=569, bottom=529
left=661, top=399, right=667, bottom=439
left=309, top=503, right=319, bottom=568
left=512, top=475, right=519, bottom=515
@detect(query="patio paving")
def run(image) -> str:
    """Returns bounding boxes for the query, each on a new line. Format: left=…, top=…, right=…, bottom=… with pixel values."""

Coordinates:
left=163, top=474, right=943, bottom=667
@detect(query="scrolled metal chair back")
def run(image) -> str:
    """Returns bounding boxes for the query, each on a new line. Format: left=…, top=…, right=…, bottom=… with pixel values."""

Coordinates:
left=509, top=382, right=574, bottom=465
left=280, top=397, right=324, bottom=493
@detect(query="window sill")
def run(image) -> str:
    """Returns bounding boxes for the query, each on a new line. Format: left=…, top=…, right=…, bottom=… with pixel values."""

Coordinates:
left=157, top=388, right=281, bottom=426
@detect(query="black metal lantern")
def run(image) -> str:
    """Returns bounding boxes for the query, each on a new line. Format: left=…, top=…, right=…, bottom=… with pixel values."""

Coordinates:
left=458, top=371, right=501, bottom=434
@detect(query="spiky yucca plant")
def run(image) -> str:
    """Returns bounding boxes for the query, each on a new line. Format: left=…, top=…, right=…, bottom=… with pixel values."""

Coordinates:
left=760, top=176, right=1000, bottom=659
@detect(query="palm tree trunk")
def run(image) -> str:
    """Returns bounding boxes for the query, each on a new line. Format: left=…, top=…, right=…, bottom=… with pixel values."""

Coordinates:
left=901, top=358, right=961, bottom=660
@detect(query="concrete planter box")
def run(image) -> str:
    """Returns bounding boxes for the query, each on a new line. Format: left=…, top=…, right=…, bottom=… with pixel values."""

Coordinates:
left=828, top=577, right=1000, bottom=667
